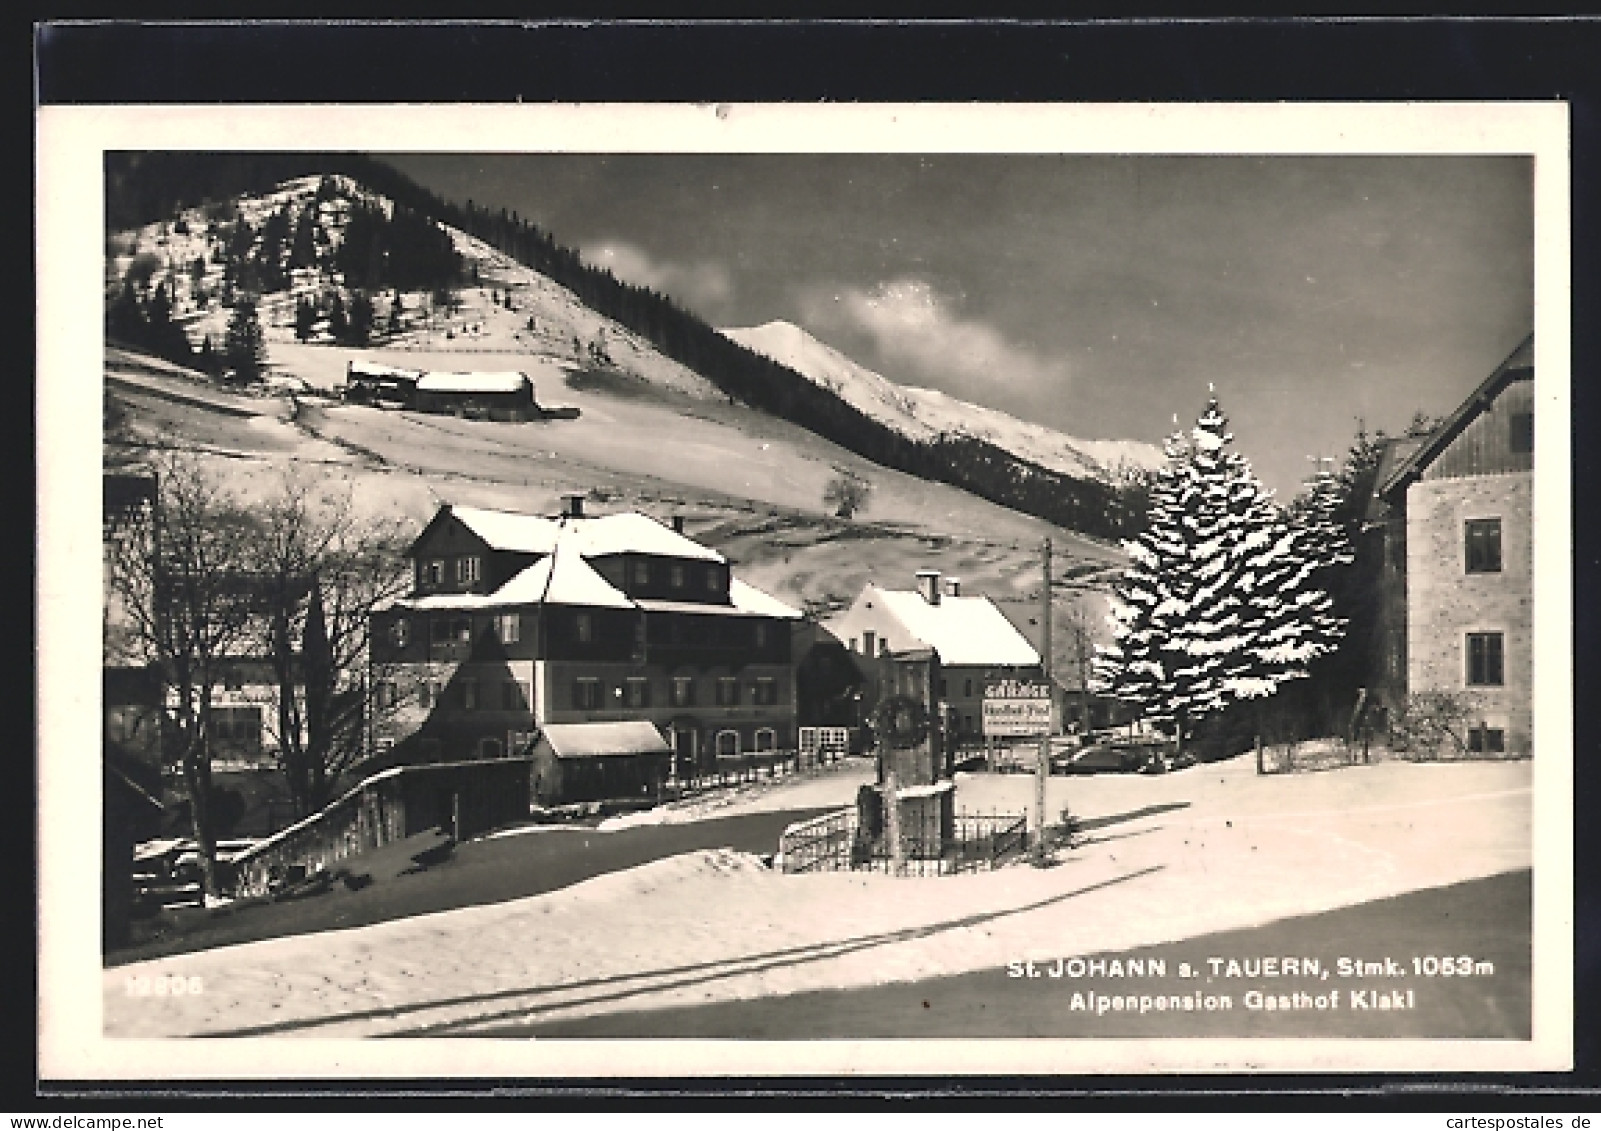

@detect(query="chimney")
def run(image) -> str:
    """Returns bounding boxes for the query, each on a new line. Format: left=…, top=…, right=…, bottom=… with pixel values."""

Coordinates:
left=671, top=514, right=686, bottom=535
left=561, top=493, right=586, bottom=519
left=915, top=569, right=942, bottom=605
left=945, top=577, right=962, bottom=598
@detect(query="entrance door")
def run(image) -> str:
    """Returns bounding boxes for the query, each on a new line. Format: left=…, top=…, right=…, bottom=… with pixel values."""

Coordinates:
left=671, top=727, right=697, bottom=781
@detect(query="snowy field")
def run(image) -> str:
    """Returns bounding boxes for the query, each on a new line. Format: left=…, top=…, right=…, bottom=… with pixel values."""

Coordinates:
left=103, top=755, right=1530, bottom=1038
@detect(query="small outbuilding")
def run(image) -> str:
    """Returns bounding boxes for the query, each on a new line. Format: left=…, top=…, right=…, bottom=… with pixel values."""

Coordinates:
left=414, top=371, right=537, bottom=420
left=530, top=721, right=672, bottom=807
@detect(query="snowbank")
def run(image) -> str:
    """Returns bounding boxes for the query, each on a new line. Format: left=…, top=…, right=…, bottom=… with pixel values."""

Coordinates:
left=104, top=758, right=1530, bottom=1038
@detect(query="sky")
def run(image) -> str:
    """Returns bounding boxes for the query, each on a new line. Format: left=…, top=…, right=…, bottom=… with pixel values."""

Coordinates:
left=383, top=153, right=1534, bottom=498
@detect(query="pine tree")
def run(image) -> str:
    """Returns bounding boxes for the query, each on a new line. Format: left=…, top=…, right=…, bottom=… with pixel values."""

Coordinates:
left=1091, top=393, right=1346, bottom=748
left=224, top=296, right=265, bottom=384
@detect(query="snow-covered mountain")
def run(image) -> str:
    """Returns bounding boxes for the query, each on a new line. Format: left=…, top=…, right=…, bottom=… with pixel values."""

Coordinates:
left=721, top=321, right=1165, bottom=483
left=107, top=174, right=723, bottom=400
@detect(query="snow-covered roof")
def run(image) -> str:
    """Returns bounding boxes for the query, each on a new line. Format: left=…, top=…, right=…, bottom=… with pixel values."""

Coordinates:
left=527, top=544, right=638, bottom=609
left=868, top=585, right=1041, bottom=668
left=565, top=513, right=725, bottom=563
left=538, top=721, right=670, bottom=759
left=450, top=506, right=564, bottom=554
left=401, top=504, right=794, bottom=618
left=729, top=578, right=804, bottom=619
left=347, top=360, right=422, bottom=382
left=416, top=371, right=530, bottom=394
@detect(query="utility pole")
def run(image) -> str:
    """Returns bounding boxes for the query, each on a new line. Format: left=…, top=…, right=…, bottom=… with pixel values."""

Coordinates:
left=1035, top=536, right=1053, bottom=865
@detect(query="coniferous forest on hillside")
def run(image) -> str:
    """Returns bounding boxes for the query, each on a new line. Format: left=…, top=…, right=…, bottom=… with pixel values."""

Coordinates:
left=104, top=152, right=1145, bottom=539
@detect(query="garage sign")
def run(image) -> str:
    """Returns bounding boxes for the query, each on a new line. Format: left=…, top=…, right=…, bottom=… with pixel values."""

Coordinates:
left=982, top=679, right=1054, bottom=737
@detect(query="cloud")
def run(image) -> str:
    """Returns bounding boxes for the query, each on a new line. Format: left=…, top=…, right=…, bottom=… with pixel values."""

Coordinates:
left=583, top=240, right=733, bottom=310
left=798, top=277, right=1069, bottom=394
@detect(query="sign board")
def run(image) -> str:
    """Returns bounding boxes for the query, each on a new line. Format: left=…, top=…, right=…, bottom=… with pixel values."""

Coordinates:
left=981, top=679, right=1054, bottom=737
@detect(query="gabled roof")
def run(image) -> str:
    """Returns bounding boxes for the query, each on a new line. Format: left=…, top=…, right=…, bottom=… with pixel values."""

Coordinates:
left=447, top=506, right=564, bottom=554
left=1379, top=333, right=1534, bottom=501
left=537, top=721, right=671, bottom=759
left=864, top=584, right=1041, bottom=668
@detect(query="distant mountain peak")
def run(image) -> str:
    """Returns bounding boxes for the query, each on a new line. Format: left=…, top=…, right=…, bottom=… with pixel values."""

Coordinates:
left=721, top=321, right=1164, bottom=483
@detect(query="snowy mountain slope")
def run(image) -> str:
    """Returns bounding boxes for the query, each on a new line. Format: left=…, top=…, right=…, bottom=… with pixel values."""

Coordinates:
left=107, top=175, right=722, bottom=401
left=721, top=321, right=1166, bottom=482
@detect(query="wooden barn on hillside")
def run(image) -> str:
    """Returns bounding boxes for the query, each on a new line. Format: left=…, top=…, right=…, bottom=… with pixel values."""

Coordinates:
left=344, top=360, right=422, bottom=407
left=414, top=371, right=537, bottom=420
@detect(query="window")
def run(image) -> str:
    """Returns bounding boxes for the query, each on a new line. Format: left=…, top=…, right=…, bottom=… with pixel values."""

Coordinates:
left=1468, top=726, right=1506, bottom=754
left=1510, top=411, right=1534, bottom=454
left=940, top=679, right=948, bottom=698
left=862, top=631, right=876, bottom=657
left=1465, top=518, right=1503, bottom=574
left=575, top=612, right=592, bottom=643
left=878, top=639, right=891, bottom=658
left=705, top=566, right=721, bottom=592
left=964, top=678, right=973, bottom=698
left=716, top=677, right=740, bottom=706
left=389, top=618, right=411, bottom=648
left=754, top=623, right=768, bottom=649
left=1467, top=632, right=1505, bottom=686
left=502, top=681, right=528, bottom=711
left=754, top=728, right=776, bottom=753
left=670, top=563, right=686, bottom=589
left=626, top=677, right=651, bottom=708
left=633, top=560, right=651, bottom=586
left=457, top=555, right=481, bottom=584
left=716, top=729, right=740, bottom=756
left=223, top=667, right=243, bottom=692
left=496, top=613, right=520, bottom=644
left=420, top=681, right=441, bottom=709
left=461, top=680, right=478, bottom=710
left=753, top=678, right=779, bottom=706
left=375, top=681, right=397, bottom=709
left=573, top=677, right=603, bottom=709
left=671, top=676, right=696, bottom=708
left=479, top=736, right=503, bottom=759
left=425, top=559, right=445, bottom=586
left=210, top=706, right=262, bottom=755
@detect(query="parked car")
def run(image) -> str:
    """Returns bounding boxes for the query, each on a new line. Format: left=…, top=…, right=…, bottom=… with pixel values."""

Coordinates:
left=1053, top=744, right=1150, bottom=775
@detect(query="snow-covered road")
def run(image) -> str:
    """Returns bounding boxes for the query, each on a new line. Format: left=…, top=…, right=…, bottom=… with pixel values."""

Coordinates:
left=104, top=757, right=1531, bottom=1038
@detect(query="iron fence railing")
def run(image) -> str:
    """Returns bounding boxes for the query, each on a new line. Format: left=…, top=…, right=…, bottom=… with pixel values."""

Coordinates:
left=779, top=806, right=1029, bottom=876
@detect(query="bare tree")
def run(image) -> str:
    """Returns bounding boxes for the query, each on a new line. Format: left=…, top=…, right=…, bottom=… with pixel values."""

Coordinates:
left=823, top=469, right=873, bottom=519
left=246, top=473, right=413, bottom=815
left=104, top=453, right=258, bottom=898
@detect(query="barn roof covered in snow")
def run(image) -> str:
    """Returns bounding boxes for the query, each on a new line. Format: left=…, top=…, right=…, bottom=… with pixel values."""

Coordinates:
left=416, top=371, right=530, bottom=394
left=536, top=721, right=671, bottom=759
left=863, top=584, right=1041, bottom=668
left=347, top=360, right=422, bottom=382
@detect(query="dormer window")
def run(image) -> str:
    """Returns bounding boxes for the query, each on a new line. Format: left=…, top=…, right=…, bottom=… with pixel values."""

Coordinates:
left=633, top=560, right=651, bottom=586
left=705, top=566, right=721, bottom=593
left=671, top=564, right=686, bottom=589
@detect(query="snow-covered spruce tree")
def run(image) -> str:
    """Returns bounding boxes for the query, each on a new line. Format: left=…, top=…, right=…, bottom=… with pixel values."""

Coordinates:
left=1091, top=393, right=1346, bottom=752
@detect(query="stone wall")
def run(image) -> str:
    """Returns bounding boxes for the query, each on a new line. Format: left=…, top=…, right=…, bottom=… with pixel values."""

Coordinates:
left=1405, top=472, right=1533, bottom=754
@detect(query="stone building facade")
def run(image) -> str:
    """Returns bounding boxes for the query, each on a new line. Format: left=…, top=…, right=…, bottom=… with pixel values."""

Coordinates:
left=1380, top=333, right=1534, bottom=756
